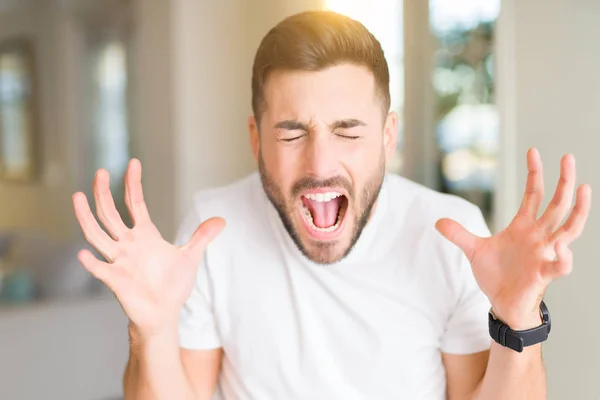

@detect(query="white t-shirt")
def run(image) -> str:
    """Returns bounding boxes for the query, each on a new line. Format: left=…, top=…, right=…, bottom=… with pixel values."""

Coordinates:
left=176, top=172, right=492, bottom=400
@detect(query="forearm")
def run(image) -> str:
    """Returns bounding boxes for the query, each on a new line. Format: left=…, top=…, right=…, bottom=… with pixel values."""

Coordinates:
left=123, top=325, right=199, bottom=400
left=470, top=341, right=546, bottom=400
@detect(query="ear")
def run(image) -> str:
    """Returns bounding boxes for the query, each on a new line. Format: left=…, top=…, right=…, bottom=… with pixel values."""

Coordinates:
left=383, top=111, right=398, bottom=159
left=248, top=115, right=260, bottom=162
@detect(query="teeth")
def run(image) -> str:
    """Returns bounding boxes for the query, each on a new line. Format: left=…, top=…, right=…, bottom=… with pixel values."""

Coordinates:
left=301, top=204, right=344, bottom=233
left=303, top=192, right=342, bottom=202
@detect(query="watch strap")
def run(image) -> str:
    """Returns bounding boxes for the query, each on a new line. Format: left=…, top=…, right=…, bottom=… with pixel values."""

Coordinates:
left=488, top=301, right=551, bottom=353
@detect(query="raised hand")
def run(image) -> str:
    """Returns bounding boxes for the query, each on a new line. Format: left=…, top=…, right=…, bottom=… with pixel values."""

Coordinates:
left=436, top=149, right=591, bottom=330
left=72, top=159, right=225, bottom=336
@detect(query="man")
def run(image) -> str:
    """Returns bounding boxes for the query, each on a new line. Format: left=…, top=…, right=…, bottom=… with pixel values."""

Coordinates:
left=72, top=11, right=590, bottom=400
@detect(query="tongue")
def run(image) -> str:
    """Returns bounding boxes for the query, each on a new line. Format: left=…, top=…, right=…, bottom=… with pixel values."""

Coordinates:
left=303, top=196, right=343, bottom=228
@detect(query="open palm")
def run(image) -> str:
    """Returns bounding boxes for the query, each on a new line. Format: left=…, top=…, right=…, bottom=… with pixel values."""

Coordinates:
left=72, top=159, right=225, bottom=335
left=436, top=149, right=591, bottom=329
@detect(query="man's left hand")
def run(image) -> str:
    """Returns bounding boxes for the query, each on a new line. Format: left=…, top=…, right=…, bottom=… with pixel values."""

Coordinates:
left=436, top=148, right=591, bottom=330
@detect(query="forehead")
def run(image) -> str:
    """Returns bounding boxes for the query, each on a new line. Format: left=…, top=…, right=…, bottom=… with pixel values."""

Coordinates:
left=262, top=64, right=379, bottom=122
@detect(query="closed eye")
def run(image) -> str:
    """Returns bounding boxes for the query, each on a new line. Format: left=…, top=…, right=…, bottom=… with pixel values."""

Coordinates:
left=280, top=135, right=306, bottom=142
left=332, top=119, right=365, bottom=140
left=335, top=134, right=360, bottom=140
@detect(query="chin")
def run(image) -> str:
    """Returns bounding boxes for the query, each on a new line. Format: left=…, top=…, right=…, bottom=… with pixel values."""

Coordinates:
left=304, top=243, right=349, bottom=265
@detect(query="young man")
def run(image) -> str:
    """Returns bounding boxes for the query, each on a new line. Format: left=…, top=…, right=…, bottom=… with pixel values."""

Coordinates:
left=72, top=11, right=590, bottom=400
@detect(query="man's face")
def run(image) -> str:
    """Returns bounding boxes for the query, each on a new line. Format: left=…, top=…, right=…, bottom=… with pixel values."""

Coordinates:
left=250, top=64, right=397, bottom=264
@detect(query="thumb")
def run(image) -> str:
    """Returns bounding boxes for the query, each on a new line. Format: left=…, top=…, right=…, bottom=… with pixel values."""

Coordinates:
left=435, top=218, right=479, bottom=261
left=182, top=217, right=226, bottom=261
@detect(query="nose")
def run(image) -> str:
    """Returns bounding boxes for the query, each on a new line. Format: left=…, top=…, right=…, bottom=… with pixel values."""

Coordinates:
left=303, top=130, right=338, bottom=179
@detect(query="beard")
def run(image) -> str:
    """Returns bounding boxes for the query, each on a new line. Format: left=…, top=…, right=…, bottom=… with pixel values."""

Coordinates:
left=258, top=153, right=385, bottom=265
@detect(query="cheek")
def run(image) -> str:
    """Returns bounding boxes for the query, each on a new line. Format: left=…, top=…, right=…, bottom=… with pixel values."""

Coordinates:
left=339, top=138, right=384, bottom=172
left=261, top=142, right=302, bottom=192
left=339, top=140, right=383, bottom=203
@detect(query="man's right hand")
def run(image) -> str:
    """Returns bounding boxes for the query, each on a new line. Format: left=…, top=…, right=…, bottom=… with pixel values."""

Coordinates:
left=72, top=159, right=225, bottom=338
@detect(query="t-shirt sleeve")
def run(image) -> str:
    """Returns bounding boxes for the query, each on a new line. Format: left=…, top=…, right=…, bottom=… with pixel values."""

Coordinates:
left=175, top=205, right=222, bottom=350
left=440, top=206, right=493, bottom=355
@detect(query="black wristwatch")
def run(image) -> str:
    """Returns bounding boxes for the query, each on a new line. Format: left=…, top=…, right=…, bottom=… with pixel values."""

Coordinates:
left=488, top=301, right=551, bottom=353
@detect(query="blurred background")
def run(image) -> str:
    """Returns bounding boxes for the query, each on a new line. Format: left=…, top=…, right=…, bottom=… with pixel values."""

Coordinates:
left=0, top=0, right=597, bottom=399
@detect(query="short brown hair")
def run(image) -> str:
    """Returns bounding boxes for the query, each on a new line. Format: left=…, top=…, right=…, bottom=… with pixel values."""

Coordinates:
left=251, top=11, right=390, bottom=126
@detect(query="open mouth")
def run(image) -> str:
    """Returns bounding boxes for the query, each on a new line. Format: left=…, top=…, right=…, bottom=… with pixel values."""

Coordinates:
left=299, top=191, right=349, bottom=235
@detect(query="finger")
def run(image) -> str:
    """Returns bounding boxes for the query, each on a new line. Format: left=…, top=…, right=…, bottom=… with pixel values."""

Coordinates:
left=73, top=192, right=116, bottom=261
left=181, top=217, right=226, bottom=262
left=93, top=169, right=129, bottom=239
left=538, top=154, right=576, bottom=231
left=542, top=241, right=573, bottom=282
left=125, top=159, right=151, bottom=225
left=78, top=249, right=116, bottom=284
left=551, top=184, right=592, bottom=245
left=517, top=148, right=544, bottom=218
left=435, top=218, right=482, bottom=262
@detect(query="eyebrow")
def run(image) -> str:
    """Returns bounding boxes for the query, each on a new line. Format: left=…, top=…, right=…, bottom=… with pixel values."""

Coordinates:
left=273, top=118, right=367, bottom=131
left=274, top=120, right=308, bottom=130
left=331, top=119, right=367, bottom=129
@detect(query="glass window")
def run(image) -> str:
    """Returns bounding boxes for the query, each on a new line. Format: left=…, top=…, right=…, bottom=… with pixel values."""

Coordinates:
left=85, top=39, right=131, bottom=226
left=430, top=0, right=500, bottom=228
left=0, top=42, right=37, bottom=181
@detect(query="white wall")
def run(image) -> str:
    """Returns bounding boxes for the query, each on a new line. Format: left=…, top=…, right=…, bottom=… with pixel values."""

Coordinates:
left=0, top=295, right=129, bottom=400
left=172, top=0, right=255, bottom=223
left=130, top=0, right=179, bottom=238
left=498, top=0, right=600, bottom=398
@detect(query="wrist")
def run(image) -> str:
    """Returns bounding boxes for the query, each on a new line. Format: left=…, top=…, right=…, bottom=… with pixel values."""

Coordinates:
left=490, top=307, right=543, bottom=331
left=128, top=321, right=179, bottom=350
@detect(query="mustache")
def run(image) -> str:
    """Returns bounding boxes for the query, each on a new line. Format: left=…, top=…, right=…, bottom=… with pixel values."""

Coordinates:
left=291, top=176, right=353, bottom=198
